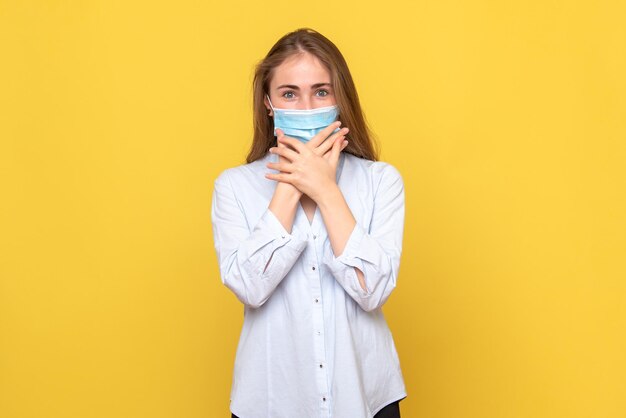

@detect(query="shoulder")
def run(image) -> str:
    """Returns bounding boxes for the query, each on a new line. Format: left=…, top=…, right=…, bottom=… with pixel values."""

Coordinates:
left=344, top=153, right=404, bottom=188
left=214, top=153, right=271, bottom=188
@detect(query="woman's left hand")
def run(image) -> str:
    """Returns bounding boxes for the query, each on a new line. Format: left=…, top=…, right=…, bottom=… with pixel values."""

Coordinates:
left=265, top=133, right=346, bottom=203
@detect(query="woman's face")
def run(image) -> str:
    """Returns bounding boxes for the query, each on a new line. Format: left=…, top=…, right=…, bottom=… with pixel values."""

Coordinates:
left=265, top=52, right=336, bottom=115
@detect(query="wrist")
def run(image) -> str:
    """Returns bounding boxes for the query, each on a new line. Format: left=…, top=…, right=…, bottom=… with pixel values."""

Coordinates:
left=314, top=183, right=342, bottom=208
left=276, top=181, right=302, bottom=201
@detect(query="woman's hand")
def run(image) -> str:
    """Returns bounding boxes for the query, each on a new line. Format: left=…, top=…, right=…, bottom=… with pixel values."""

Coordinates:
left=271, top=123, right=344, bottom=197
left=272, top=130, right=303, bottom=199
left=265, top=122, right=349, bottom=202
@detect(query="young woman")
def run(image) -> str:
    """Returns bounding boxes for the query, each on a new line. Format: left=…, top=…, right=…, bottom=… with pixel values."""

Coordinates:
left=211, top=28, right=407, bottom=418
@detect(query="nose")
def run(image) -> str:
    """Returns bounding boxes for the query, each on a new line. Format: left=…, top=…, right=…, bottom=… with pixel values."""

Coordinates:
left=296, top=96, right=313, bottom=110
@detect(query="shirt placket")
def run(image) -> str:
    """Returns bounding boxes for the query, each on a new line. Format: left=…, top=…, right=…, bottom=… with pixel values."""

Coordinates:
left=302, top=153, right=344, bottom=418
left=302, top=215, right=331, bottom=418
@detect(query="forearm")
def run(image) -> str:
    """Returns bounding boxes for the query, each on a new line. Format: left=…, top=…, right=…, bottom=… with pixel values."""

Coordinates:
left=268, top=183, right=302, bottom=233
left=317, top=184, right=366, bottom=291
left=318, top=164, right=405, bottom=312
left=212, top=173, right=308, bottom=308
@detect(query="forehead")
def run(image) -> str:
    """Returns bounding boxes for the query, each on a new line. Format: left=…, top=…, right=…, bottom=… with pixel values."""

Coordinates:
left=269, top=52, right=331, bottom=87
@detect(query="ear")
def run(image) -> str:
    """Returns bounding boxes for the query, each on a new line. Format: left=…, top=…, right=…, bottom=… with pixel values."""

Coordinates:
left=264, top=95, right=273, bottom=117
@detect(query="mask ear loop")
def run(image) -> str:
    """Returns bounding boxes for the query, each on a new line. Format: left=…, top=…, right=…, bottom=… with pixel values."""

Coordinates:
left=265, top=94, right=275, bottom=114
left=266, top=94, right=279, bottom=140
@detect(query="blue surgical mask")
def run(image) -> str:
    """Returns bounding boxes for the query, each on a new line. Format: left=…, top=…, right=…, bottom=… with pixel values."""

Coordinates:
left=267, top=95, right=340, bottom=143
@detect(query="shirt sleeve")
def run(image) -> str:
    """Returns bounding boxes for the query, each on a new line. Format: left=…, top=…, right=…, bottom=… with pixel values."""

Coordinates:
left=322, top=163, right=405, bottom=312
left=211, top=170, right=308, bottom=308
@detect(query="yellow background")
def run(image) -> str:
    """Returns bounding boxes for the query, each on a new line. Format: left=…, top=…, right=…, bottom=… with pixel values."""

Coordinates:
left=1, top=1, right=625, bottom=417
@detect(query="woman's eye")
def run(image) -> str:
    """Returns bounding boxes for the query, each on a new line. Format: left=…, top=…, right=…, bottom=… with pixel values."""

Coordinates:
left=316, top=89, right=329, bottom=97
left=282, top=91, right=295, bottom=99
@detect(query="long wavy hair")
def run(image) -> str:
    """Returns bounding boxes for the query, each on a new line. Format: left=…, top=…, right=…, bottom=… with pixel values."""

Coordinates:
left=246, top=28, right=379, bottom=163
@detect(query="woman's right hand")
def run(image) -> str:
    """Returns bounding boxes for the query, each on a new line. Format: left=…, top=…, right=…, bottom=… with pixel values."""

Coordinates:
left=276, top=122, right=349, bottom=173
left=271, top=123, right=348, bottom=199
left=267, top=124, right=348, bottom=232
left=305, top=121, right=349, bottom=165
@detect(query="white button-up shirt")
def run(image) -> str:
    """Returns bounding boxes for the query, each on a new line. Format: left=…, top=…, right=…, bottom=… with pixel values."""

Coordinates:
left=211, top=150, right=407, bottom=418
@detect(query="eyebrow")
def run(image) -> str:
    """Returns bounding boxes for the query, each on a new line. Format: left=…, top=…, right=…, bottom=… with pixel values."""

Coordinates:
left=276, top=83, right=332, bottom=90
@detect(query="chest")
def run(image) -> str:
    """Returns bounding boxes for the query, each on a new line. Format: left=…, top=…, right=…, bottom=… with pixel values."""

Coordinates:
left=300, top=194, right=317, bottom=224
left=238, top=155, right=376, bottom=236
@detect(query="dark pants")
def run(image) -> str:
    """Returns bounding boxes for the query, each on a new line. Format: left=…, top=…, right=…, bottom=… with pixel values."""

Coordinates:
left=231, top=398, right=401, bottom=418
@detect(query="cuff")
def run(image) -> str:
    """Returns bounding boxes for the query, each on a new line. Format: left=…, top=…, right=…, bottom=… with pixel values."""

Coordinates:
left=323, top=222, right=371, bottom=294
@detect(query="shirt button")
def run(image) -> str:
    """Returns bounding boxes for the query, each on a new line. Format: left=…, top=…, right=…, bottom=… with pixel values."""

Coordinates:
left=314, top=298, right=319, bottom=303
left=313, top=234, right=317, bottom=239
left=281, top=235, right=285, bottom=239
left=322, top=397, right=326, bottom=402
left=312, top=266, right=316, bottom=270
left=317, top=331, right=321, bottom=335
left=319, top=364, right=323, bottom=368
